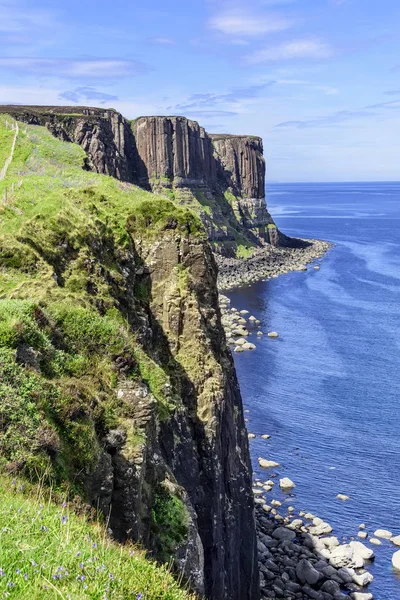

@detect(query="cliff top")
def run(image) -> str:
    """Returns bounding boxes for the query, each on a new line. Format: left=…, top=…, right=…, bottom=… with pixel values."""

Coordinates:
left=0, top=106, right=263, bottom=140
left=0, top=105, right=111, bottom=116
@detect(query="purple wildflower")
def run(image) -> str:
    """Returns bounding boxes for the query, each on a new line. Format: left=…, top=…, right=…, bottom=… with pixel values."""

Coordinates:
left=61, top=515, right=68, bottom=524
left=0, top=569, right=5, bottom=576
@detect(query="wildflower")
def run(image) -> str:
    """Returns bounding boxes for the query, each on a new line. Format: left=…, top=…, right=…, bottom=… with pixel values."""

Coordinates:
left=109, top=573, right=114, bottom=580
left=2, top=528, right=7, bottom=533
left=11, top=480, right=16, bottom=486
left=76, top=551, right=81, bottom=556
left=61, top=515, right=68, bottom=524
left=0, top=569, right=5, bottom=576
left=7, top=582, right=14, bottom=588
left=15, top=569, right=20, bottom=575
left=19, top=484, right=24, bottom=491
left=30, top=560, right=37, bottom=567
left=23, top=574, right=28, bottom=580
left=40, top=525, right=48, bottom=532
left=136, top=594, right=143, bottom=600
left=80, top=562, right=84, bottom=569
left=62, top=502, right=67, bottom=508
left=92, top=542, right=97, bottom=548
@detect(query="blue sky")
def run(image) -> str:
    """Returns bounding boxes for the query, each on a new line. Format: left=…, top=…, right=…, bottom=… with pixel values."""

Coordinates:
left=1, top=0, right=399, bottom=182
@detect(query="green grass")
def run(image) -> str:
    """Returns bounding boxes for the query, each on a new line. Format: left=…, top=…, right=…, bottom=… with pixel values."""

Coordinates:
left=151, top=488, right=188, bottom=564
left=0, top=114, right=15, bottom=172
left=235, top=245, right=254, bottom=259
left=0, top=475, right=194, bottom=600
left=0, top=116, right=198, bottom=484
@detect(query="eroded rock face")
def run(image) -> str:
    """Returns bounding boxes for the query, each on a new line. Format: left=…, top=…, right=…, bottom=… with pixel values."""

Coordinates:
left=79, top=222, right=259, bottom=600
left=133, top=115, right=216, bottom=190
left=134, top=230, right=259, bottom=600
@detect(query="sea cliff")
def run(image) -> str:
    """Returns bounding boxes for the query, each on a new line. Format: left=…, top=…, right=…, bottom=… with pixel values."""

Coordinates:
left=0, top=111, right=259, bottom=599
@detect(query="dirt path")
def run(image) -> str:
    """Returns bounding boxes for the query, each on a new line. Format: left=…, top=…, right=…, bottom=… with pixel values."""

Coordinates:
left=0, top=121, right=19, bottom=181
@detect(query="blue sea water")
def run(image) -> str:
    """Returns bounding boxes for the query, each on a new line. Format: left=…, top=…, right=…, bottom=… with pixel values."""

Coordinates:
left=227, top=182, right=400, bottom=600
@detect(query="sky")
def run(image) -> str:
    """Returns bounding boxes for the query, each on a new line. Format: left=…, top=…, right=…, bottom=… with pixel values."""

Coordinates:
left=1, top=0, right=399, bottom=182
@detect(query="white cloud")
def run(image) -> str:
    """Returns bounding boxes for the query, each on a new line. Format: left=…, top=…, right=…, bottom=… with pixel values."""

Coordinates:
left=246, top=39, right=334, bottom=63
left=209, top=9, right=293, bottom=36
left=0, top=58, right=150, bottom=79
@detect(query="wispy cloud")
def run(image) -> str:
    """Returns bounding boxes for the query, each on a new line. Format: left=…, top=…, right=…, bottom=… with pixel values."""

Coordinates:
left=366, top=100, right=400, bottom=109
left=276, top=110, right=371, bottom=128
left=0, top=1, right=58, bottom=36
left=246, top=39, right=334, bottom=63
left=209, top=8, right=293, bottom=37
left=276, top=97, right=400, bottom=129
left=182, top=110, right=238, bottom=118
left=59, top=87, right=119, bottom=105
left=147, top=37, right=175, bottom=45
left=0, top=57, right=150, bottom=79
left=170, top=82, right=275, bottom=112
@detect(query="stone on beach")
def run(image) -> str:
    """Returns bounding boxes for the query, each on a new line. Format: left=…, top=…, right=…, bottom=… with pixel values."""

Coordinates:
left=234, top=346, right=244, bottom=353
left=369, top=538, right=381, bottom=546
left=391, top=535, right=400, bottom=546
left=267, top=331, right=279, bottom=338
left=358, top=531, right=368, bottom=539
left=349, top=593, right=373, bottom=600
left=336, top=493, right=350, bottom=501
left=392, top=549, right=400, bottom=570
left=261, top=434, right=271, bottom=439
left=248, top=433, right=256, bottom=439
left=272, top=527, right=296, bottom=542
left=295, top=558, right=320, bottom=585
left=242, top=342, right=256, bottom=350
left=349, top=541, right=374, bottom=561
left=258, top=457, right=280, bottom=469
left=374, top=528, right=393, bottom=539
left=279, top=477, right=295, bottom=491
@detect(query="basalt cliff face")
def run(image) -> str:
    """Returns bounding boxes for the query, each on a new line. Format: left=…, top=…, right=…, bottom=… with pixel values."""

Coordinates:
left=0, top=113, right=259, bottom=599
left=1, top=106, right=281, bottom=253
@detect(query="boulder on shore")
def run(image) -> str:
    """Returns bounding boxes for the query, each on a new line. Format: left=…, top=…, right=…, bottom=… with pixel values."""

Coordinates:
left=279, top=477, right=295, bottom=491
left=374, top=529, right=393, bottom=539
left=337, top=493, right=350, bottom=501
left=392, top=549, right=400, bottom=571
left=267, top=331, right=279, bottom=338
left=258, top=457, right=280, bottom=469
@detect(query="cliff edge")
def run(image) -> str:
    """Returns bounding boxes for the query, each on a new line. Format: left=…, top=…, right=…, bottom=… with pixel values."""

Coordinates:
left=0, top=105, right=284, bottom=256
left=0, top=114, right=259, bottom=599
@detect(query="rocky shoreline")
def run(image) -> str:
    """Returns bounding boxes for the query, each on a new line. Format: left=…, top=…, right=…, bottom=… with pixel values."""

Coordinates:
left=255, top=500, right=376, bottom=600
left=216, top=239, right=331, bottom=291
left=217, top=257, right=382, bottom=600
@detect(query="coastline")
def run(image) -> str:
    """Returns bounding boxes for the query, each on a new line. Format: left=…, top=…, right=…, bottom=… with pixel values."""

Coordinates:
left=216, top=239, right=331, bottom=291
left=218, top=244, right=377, bottom=599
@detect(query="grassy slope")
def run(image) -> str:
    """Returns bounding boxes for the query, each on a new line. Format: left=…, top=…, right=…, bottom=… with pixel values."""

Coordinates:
left=0, top=117, right=199, bottom=599
left=0, top=476, right=194, bottom=600
left=0, top=115, right=15, bottom=175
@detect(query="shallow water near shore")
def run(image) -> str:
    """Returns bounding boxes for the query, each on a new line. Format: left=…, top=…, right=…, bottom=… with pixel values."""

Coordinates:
left=228, top=182, right=400, bottom=599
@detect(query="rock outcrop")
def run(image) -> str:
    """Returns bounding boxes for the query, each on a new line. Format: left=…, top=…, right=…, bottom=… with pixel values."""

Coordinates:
left=1, top=106, right=281, bottom=253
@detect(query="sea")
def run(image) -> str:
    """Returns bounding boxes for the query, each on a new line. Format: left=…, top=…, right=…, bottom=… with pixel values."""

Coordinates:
left=227, top=182, right=400, bottom=600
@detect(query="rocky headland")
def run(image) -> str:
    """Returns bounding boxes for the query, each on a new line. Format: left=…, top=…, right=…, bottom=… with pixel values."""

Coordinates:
left=0, top=105, right=350, bottom=600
